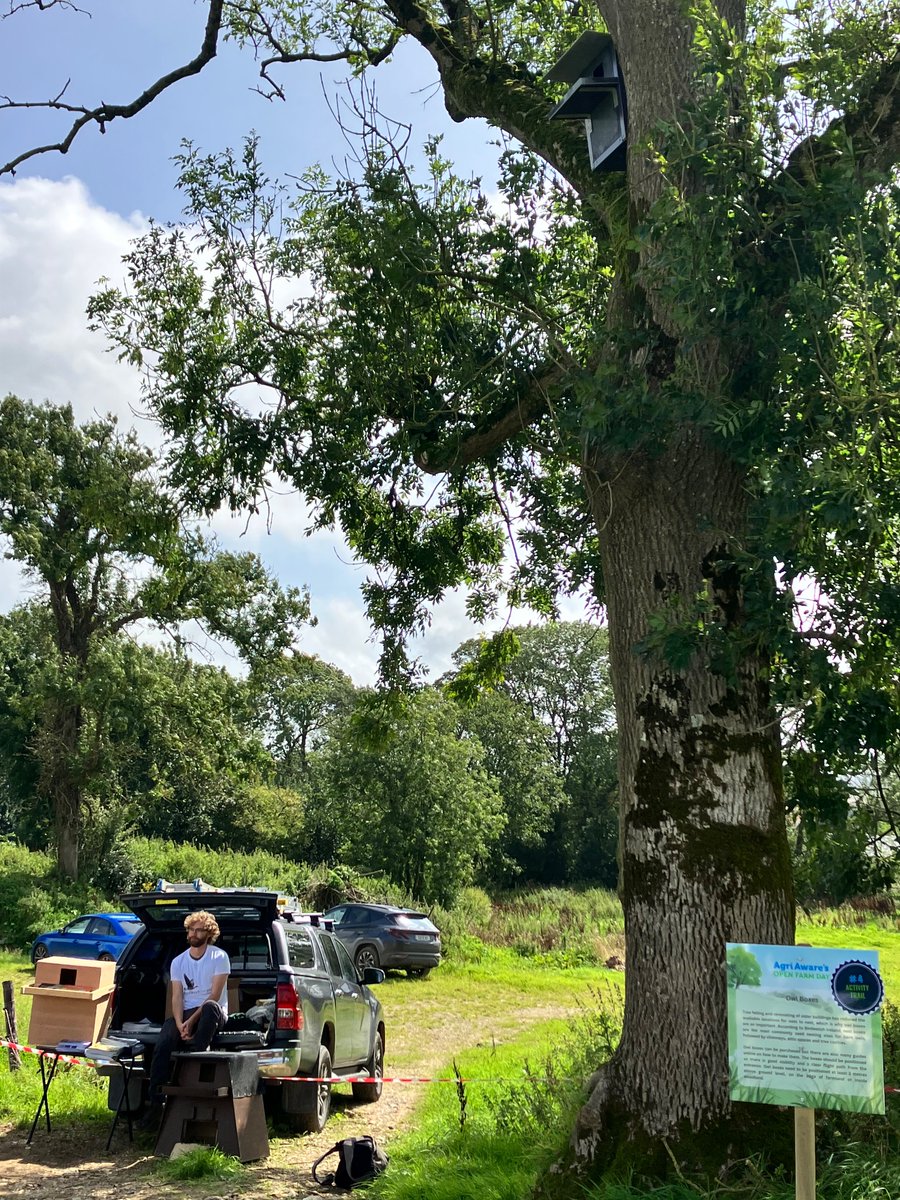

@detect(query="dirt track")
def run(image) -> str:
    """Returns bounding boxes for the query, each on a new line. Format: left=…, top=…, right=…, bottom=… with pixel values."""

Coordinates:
left=0, top=998, right=575, bottom=1199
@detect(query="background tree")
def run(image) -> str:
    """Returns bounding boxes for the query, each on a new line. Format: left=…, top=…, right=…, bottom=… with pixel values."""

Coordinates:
left=451, top=623, right=618, bottom=885
left=311, top=688, right=504, bottom=905
left=249, top=652, right=356, bottom=786
left=7, top=0, right=900, bottom=1176
left=787, top=748, right=898, bottom=906
left=454, top=687, right=565, bottom=888
left=0, top=396, right=310, bottom=878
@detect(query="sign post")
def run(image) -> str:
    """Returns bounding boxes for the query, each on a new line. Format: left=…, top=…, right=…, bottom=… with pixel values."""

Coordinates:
left=726, top=944, right=885, bottom=1200
left=794, top=1107, right=816, bottom=1200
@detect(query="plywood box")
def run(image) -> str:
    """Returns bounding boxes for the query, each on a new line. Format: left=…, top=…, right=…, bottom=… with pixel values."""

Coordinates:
left=23, top=985, right=114, bottom=1046
left=34, top=956, right=116, bottom=993
left=23, top=956, right=115, bottom=1046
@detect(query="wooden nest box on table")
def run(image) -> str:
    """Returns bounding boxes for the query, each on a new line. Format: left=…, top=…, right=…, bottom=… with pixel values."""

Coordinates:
left=23, top=956, right=116, bottom=1046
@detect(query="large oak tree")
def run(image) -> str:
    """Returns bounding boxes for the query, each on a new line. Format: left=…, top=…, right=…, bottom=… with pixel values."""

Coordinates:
left=5, top=0, right=900, bottom=1179
left=0, top=397, right=310, bottom=878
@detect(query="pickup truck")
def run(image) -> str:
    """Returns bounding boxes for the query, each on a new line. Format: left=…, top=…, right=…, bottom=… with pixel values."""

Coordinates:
left=105, top=887, right=385, bottom=1132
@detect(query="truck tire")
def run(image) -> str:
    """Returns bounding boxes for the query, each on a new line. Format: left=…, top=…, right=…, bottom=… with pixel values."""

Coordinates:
left=291, top=1044, right=332, bottom=1134
left=352, top=1030, right=384, bottom=1103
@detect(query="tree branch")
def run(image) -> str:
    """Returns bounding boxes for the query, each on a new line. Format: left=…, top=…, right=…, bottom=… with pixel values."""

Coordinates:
left=2, top=0, right=87, bottom=16
left=229, top=1, right=401, bottom=102
left=382, top=0, right=622, bottom=221
left=0, top=0, right=224, bottom=175
left=414, top=362, right=565, bottom=473
left=765, top=48, right=900, bottom=206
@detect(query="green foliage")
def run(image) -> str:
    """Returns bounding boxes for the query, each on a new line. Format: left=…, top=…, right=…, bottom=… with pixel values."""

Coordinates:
left=456, top=690, right=565, bottom=888
left=0, top=397, right=310, bottom=878
left=311, top=688, right=505, bottom=905
left=788, top=751, right=898, bottom=905
left=0, top=612, right=279, bottom=869
left=248, top=652, right=356, bottom=785
left=450, top=622, right=619, bottom=888
left=0, top=842, right=114, bottom=948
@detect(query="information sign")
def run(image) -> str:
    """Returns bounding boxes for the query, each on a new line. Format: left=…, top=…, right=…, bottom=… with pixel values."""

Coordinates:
left=726, top=943, right=884, bottom=1114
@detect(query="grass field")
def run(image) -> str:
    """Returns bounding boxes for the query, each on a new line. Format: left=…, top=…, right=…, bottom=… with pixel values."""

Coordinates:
left=367, top=921, right=900, bottom=1200
left=0, top=896, right=896, bottom=1200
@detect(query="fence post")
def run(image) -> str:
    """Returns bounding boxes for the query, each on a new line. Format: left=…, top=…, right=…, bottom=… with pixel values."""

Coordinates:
left=3, top=980, right=21, bottom=1071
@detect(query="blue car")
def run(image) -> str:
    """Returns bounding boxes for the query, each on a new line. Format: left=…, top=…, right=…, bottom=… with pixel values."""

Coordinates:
left=30, top=912, right=143, bottom=964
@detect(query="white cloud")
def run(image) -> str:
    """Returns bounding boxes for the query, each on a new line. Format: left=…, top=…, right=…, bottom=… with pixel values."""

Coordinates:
left=0, top=176, right=149, bottom=426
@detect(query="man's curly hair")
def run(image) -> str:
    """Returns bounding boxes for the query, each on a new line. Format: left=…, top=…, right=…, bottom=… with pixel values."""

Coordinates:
left=184, top=911, right=220, bottom=942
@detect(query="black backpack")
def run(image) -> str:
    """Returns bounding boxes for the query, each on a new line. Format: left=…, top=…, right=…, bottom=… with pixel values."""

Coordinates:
left=312, top=1135, right=389, bottom=1189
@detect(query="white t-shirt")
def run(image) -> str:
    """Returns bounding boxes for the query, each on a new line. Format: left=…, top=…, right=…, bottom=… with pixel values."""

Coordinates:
left=171, top=944, right=231, bottom=1015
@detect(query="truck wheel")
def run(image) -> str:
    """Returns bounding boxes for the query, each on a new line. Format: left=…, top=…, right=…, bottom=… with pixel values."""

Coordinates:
left=352, top=1031, right=383, bottom=1103
left=292, top=1045, right=332, bottom=1134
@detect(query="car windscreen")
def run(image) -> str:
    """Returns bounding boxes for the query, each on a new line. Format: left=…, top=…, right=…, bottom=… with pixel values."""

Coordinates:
left=395, top=913, right=438, bottom=932
left=120, top=921, right=143, bottom=935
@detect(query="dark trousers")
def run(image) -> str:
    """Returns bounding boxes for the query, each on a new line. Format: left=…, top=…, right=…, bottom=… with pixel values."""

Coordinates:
left=147, top=1001, right=226, bottom=1105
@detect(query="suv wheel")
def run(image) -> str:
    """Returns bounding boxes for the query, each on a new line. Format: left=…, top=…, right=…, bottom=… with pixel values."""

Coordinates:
left=292, top=1044, right=332, bottom=1134
left=354, top=944, right=379, bottom=972
left=352, top=1031, right=384, bottom=1103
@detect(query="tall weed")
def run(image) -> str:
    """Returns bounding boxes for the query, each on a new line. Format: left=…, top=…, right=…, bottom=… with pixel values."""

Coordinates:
left=484, top=982, right=624, bottom=1146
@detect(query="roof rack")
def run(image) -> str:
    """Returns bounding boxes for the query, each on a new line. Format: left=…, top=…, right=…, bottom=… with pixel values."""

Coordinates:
left=281, top=911, right=334, bottom=932
left=152, top=879, right=301, bottom=914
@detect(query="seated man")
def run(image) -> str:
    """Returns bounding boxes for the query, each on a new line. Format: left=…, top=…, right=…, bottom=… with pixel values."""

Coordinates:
left=141, top=910, right=231, bottom=1127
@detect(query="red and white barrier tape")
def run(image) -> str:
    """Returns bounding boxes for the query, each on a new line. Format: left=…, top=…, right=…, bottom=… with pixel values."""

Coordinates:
left=3, top=1037, right=899, bottom=1092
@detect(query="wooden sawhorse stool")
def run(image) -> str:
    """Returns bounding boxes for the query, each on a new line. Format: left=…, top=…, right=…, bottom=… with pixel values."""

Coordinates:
left=155, top=1051, right=269, bottom=1161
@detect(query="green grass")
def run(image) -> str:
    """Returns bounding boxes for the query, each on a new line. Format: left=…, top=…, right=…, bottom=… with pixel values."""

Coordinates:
left=795, top=921, right=900, bottom=998
left=155, top=1146, right=245, bottom=1181
left=0, top=1048, right=109, bottom=1127
left=368, top=925, right=900, bottom=1200
left=0, top=949, right=109, bottom=1128
left=367, top=983, right=624, bottom=1200
left=367, top=1017, right=597, bottom=1200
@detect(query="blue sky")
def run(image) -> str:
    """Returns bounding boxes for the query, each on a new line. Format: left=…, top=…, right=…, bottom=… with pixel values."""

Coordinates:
left=0, top=2, right=589, bottom=682
left=0, top=0, right=495, bottom=218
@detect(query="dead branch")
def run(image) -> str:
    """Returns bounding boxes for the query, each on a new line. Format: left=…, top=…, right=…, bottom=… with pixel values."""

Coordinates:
left=3, top=0, right=87, bottom=16
left=0, top=0, right=224, bottom=175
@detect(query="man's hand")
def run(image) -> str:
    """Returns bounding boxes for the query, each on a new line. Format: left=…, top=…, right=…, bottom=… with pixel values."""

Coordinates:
left=179, top=1012, right=199, bottom=1040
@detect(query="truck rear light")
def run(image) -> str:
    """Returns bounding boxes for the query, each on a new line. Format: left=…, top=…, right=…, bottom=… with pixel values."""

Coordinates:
left=276, top=983, right=304, bottom=1031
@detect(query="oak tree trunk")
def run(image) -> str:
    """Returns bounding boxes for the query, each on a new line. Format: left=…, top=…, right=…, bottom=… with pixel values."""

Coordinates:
left=574, top=431, right=794, bottom=1169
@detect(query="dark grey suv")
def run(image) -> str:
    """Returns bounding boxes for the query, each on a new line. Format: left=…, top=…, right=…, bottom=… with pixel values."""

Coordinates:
left=323, top=903, right=441, bottom=978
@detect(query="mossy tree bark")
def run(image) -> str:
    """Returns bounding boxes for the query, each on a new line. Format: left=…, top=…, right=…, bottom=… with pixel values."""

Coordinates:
left=578, top=433, right=794, bottom=1163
